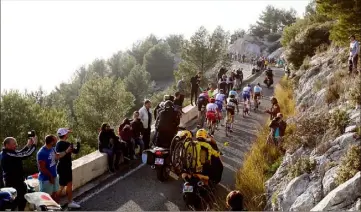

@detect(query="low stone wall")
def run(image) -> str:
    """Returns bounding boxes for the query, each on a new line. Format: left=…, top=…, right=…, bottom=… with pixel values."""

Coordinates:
left=71, top=104, right=198, bottom=191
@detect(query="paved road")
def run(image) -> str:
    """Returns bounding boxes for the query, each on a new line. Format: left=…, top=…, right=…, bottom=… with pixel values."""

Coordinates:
left=75, top=69, right=284, bottom=211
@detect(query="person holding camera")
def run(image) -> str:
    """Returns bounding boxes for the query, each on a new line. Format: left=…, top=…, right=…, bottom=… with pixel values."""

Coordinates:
left=55, top=128, right=81, bottom=209
left=1, top=133, right=37, bottom=211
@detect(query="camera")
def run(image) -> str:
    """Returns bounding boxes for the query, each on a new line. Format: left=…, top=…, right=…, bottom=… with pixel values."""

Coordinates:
left=27, top=130, right=36, bottom=138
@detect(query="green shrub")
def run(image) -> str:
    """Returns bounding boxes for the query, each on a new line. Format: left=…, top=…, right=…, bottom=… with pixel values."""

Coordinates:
left=329, top=109, right=350, bottom=135
left=335, top=145, right=361, bottom=185
left=267, top=33, right=282, bottom=42
left=325, top=74, right=345, bottom=105
left=288, top=157, right=317, bottom=178
left=347, top=77, right=361, bottom=106
left=285, top=22, right=332, bottom=70
left=315, top=43, right=330, bottom=54
left=325, top=161, right=337, bottom=171
left=266, top=156, right=283, bottom=178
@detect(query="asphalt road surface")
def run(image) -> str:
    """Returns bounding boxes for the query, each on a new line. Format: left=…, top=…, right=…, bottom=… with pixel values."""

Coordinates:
left=75, top=69, right=284, bottom=211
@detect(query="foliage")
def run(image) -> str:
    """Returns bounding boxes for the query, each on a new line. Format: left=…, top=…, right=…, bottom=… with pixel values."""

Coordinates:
left=250, top=5, right=297, bottom=38
left=313, top=79, right=322, bottom=92
left=347, top=76, right=361, bottom=106
left=266, top=156, right=283, bottom=178
left=300, top=56, right=311, bottom=70
left=317, top=0, right=361, bottom=45
left=124, top=65, right=154, bottom=107
left=325, top=73, right=345, bottom=105
left=288, top=157, right=316, bottom=178
left=107, top=51, right=137, bottom=80
left=267, top=33, right=282, bottom=42
left=230, top=29, right=246, bottom=44
left=335, top=145, right=361, bottom=185
left=267, top=41, right=282, bottom=54
left=128, top=34, right=159, bottom=65
left=275, top=77, right=295, bottom=119
left=166, top=34, right=184, bottom=54
left=182, top=26, right=229, bottom=74
left=144, top=42, right=175, bottom=81
left=329, top=109, right=350, bottom=135
left=285, top=22, right=332, bottom=69
left=74, top=77, right=135, bottom=147
left=0, top=90, right=70, bottom=174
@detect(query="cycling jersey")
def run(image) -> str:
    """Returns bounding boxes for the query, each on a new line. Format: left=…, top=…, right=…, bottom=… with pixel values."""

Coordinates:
left=226, top=98, right=238, bottom=111
left=242, top=87, right=251, bottom=95
left=206, top=103, right=218, bottom=112
left=254, top=86, right=262, bottom=93
left=215, top=93, right=226, bottom=102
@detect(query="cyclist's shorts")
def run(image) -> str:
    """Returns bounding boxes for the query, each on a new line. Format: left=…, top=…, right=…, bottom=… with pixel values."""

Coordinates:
left=226, top=107, right=235, bottom=116
left=206, top=111, right=217, bottom=122
left=242, top=93, right=251, bottom=101
left=198, top=101, right=206, bottom=111
left=226, top=111, right=234, bottom=123
left=215, top=100, right=223, bottom=111
left=254, top=92, right=261, bottom=99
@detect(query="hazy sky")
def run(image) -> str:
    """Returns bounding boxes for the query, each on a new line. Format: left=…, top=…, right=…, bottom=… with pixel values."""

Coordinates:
left=1, top=0, right=310, bottom=93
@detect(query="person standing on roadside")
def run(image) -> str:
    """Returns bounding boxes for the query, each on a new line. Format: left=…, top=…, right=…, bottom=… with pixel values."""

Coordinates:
left=349, top=35, right=359, bottom=75
left=55, top=128, right=81, bottom=209
left=1, top=136, right=37, bottom=210
left=139, top=99, right=152, bottom=149
left=176, top=76, right=186, bottom=107
left=190, top=72, right=201, bottom=106
left=131, top=111, right=145, bottom=157
left=37, top=135, right=62, bottom=200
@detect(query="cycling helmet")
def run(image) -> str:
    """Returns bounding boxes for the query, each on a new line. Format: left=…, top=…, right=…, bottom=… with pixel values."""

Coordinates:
left=210, top=98, right=216, bottom=103
left=164, top=100, right=174, bottom=108
left=257, top=83, right=260, bottom=86
left=220, top=89, right=224, bottom=94
left=247, top=84, right=251, bottom=87
left=196, top=129, right=208, bottom=140
left=179, top=130, right=192, bottom=139
left=230, top=94, right=235, bottom=98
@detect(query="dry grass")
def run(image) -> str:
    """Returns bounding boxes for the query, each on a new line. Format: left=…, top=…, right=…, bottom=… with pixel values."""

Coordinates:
left=235, top=76, right=295, bottom=210
left=236, top=127, right=282, bottom=210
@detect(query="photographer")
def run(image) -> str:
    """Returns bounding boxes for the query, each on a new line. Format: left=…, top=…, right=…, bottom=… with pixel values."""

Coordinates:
left=1, top=134, right=37, bottom=211
left=55, top=128, right=81, bottom=209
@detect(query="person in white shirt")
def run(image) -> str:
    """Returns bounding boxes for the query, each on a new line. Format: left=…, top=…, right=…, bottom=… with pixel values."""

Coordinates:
left=206, top=98, right=219, bottom=124
left=138, top=99, right=152, bottom=149
left=349, top=35, right=359, bottom=74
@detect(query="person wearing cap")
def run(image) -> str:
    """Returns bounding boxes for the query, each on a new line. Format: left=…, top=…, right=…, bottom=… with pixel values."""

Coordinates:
left=349, top=35, right=359, bottom=74
left=267, top=113, right=287, bottom=146
left=1, top=136, right=37, bottom=210
left=55, top=128, right=81, bottom=209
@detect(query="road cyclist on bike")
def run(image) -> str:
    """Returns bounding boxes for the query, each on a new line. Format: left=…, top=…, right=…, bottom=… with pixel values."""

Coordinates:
left=206, top=98, right=219, bottom=135
left=225, top=94, right=239, bottom=133
left=242, top=84, right=253, bottom=107
left=197, top=91, right=210, bottom=128
left=253, top=83, right=263, bottom=111
left=215, top=89, right=227, bottom=125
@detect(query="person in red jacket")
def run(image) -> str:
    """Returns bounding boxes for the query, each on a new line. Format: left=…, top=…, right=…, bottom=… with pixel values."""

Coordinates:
left=119, top=120, right=136, bottom=160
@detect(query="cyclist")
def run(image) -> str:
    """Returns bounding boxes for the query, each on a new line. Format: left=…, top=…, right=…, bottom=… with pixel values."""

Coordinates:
left=206, top=98, right=219, bottom=133
left=229, top=87, right=238, bottom=97
left=225, top=94, right=239, bottom=132
left=242, top=84, right=252, bottom=103
left=253, top=83, right=263, bottom=108
left=215, top=89, right=227, bottom=112
left=183, top=129, right=223, bottom=184
left=196, top=92, right=209, bottom=128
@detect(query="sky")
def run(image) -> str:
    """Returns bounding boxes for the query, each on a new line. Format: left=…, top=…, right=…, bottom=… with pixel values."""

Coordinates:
left=1, top=0, right=310, bottom=93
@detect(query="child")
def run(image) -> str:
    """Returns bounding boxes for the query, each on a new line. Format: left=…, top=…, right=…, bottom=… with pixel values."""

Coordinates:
left=243, top=99, right=250, bottom=117
left=226, top=190, right=244, bottom=211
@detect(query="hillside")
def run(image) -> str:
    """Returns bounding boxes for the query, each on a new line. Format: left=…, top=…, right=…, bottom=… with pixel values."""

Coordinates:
left=264, top=46, right=361, bottom=211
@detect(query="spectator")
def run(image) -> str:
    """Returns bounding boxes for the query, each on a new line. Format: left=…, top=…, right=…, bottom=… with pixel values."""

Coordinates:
left=55, top=128, right=81, bottom=209
left=1, top=136, right=36, bottom=210
left=119, top=124, right=135, bottom=160
left=267, top=113, right=287, bottom=146
left=173, top=92, right=183, bottom=114
left=176, top=76, right=186, bottom=107
left=207, top=84, right=215, bottom=98
left=37, top=135, right=60, bottom=200
left=190, top=72, right=201, bottom=106
left=242, top=54, right=246, bottom=63
left=139, top=99, right=152, bottom=149
left=226, top=190, right=244, bottom=211
left=131, top=111, right=145, bottom=156
left=227, top=72, right=235, bottom=95
left=349, top=35, right=359, bottom=75
left=99, top=123, right=121, bottom=173
left=265, top=96, right=281, bottom=120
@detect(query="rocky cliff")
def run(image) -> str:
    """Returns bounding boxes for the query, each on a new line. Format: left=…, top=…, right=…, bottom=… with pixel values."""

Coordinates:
left=265, top=46, right=361, bottom=211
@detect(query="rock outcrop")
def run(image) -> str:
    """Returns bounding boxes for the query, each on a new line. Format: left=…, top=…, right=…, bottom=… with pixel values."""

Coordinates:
left=264, top=47, right=361, bottom=211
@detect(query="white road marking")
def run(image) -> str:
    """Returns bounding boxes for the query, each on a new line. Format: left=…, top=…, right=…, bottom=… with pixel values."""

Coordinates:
left=78, top=163, right=146, bottom=204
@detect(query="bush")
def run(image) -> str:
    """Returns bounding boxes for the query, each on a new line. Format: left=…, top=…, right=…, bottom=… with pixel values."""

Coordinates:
left=347, top=77, right=361, bottom=107
left=285, top=22, right=332, bottom=70
left=325, top=74, right=345, bottom=105
left=288, top=157, right=316, bottom=178
left=267, top=33, right=282, bottom=42
left=315, top=43, right=330, bottom=54
left=329, top=109, right=350, bottom=135
left=335, top=145, right=361, bottom=185
left=267, top=41, right=282, bottom=54
left=313, top=79, right=322, bottom=92
left=275, top=77, right=296, bottom=119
